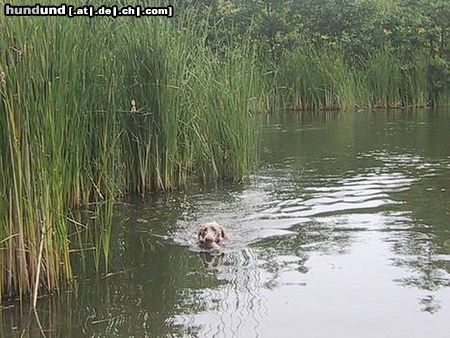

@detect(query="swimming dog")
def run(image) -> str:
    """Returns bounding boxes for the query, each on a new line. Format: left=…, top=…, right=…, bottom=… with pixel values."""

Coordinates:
left=197, top=221, right=228, bottom=250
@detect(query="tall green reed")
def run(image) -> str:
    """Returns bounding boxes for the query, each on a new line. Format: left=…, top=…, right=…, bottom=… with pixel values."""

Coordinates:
left=0, top=2, right=263, bottom=302
left=274, top=47, right=440, bottom=110
left=365, top=49, right=402, bottom=108
left=276, top=47, right=357, bottom=111
left=118, top=14, right=264, bottom=189
left=0, top=13, right=121, bottom=300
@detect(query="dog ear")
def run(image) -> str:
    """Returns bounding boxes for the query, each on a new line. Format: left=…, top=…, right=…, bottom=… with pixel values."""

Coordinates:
left=220, top=227, right=229, bottom=240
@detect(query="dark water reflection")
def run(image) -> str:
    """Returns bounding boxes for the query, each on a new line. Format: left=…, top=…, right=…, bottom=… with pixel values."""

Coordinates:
left=2, top=110, right=450, bottom=337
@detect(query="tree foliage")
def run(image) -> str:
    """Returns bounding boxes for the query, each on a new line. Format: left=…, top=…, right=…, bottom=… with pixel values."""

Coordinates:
left=179, top=0, right=449, bottom=104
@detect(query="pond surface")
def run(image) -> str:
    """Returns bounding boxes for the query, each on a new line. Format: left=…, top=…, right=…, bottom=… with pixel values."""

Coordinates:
left=3, top=110, right=450, bottom=337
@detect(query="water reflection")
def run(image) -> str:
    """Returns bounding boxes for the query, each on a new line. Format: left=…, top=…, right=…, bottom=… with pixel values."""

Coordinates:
left=2, top=110, right=450, bottom=337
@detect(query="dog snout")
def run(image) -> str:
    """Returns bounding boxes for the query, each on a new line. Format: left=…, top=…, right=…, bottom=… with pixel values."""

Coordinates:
left=203, top=233, right=215, bottom=242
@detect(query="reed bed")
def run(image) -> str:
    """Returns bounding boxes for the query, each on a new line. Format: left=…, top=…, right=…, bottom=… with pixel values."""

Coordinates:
left=0, top=4, right=263, bottom=301
left=275, top=48, right=357, bottom=111
left=274, top=47, right=447, bottom=111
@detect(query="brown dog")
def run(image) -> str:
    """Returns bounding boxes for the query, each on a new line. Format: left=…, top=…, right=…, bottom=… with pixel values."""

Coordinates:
left=197, top=221, right=228, bottom=250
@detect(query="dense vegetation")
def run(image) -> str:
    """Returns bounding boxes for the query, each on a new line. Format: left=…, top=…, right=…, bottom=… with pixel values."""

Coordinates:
left=0, top=0, right=449, bottom=302
left=187, top=0, right=450, bottom=109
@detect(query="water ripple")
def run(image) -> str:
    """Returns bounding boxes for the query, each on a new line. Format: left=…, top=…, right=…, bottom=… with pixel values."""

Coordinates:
left=255, top=172, right=413, bottom=222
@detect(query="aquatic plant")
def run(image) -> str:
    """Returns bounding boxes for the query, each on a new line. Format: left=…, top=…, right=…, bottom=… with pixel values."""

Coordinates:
left=273, top=47, right=443, bottom=111
left=0, top=3, right=263, bottom=302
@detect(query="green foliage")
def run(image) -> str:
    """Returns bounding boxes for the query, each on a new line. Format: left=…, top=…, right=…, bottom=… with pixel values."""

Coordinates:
left=192, top=0, right=450, bottom=109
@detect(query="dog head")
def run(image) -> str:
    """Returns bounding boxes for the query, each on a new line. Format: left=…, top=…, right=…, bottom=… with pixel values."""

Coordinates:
left=197, top=221, right=228, bottom=249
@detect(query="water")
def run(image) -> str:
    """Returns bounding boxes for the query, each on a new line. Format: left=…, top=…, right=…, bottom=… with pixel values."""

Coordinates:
left=2, top=110, right=450, bottom=337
